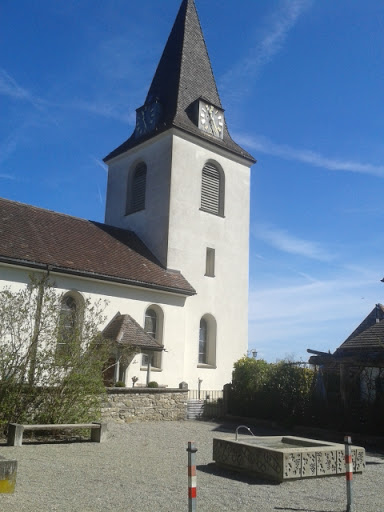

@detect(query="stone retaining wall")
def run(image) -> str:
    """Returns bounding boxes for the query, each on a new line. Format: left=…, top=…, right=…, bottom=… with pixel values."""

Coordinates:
left=101, top=388, right=188, bottom=422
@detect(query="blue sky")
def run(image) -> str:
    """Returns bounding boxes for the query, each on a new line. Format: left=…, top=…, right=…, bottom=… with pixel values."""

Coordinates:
left=1, top=0, right=384, bottom=362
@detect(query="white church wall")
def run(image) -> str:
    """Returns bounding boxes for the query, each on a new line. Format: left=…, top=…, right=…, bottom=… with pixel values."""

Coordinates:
left=167, top=133, right=250, bottom=389
left=105, top=128, right=251, bottom=391
left=0, top=265, right=34, bottom=292
left=0, top=263, right=189, bottom=388
left=105, top=132, right=173, bottom=268
left=104, top=126, right=251, bottom=391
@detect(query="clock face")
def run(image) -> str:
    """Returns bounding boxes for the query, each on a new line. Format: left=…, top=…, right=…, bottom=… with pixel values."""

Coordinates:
left=135, top=102, right=162, bottom=137
left=199, top=103, right=224, bottom=139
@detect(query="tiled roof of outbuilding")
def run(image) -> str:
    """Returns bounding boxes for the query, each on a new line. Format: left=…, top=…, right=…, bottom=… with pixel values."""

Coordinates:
left=0, top=197, right=195, bottom=296
left=336, top=316, right=384, bottom=354
left=104, top=0, right=255, bottom=164
left=102, top=313, right=163, bottom=351
left=341, top=304, right=384, bottom=345
left=308, top=304, right=384, bottom=365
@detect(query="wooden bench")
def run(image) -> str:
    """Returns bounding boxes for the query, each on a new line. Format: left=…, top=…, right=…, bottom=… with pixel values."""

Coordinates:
left=7, top=422, right=107, bottom=447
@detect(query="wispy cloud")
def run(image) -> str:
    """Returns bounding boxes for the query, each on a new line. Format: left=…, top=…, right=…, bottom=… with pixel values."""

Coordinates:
left=96, top=184, right=104, bottom=206
left=0, top=68, right=31, bottom=100
left=91, top=157, right=108, bottom=173
left=0, top=132, right=21, bottom=165
left=0, top=173, right=16, bottom=180
left=220, top=0, right=312, bottom=98
left=237, top=133, right=384, bottom=177
left=248, top=268, right=382, bottom=361
left=0, top=68, right=45, bottom=110
left=67, top=99, right=133, bottom=124
left=253, top=224, right=334, bottom=261
left=0, top=66, right=131, bottom=126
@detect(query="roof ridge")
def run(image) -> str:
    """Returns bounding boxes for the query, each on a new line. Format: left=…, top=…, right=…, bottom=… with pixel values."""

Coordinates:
left=0, top=196, right=96, bottom=225
left=0, top=197, right=141, bottom=238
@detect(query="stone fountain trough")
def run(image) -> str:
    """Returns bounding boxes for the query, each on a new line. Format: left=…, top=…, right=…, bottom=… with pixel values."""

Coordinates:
left=213, top=435, right=365, bottom=482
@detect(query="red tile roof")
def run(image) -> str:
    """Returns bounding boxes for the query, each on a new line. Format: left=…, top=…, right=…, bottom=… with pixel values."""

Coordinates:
left=0, top=197, right=195, bottom=296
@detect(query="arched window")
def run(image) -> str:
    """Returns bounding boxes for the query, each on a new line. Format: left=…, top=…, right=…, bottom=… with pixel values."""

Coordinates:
left=199, top=318, right=208, bottom=364
left=56, top=292, right=83, bottom=359
left=198, top=314, right=217, bottom=367
left=142, top=305, right=163, bottom=369
left=200, top=162, right=225, bottom=216
left=144, top=308, right=157, bottom=338
left=127, top=162, right=147, bottom=214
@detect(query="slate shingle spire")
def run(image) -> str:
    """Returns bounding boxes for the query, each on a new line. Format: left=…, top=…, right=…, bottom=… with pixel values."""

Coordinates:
left=145, top=0, right=222, bottom=131
left=104, top=0, right=255, bottom=163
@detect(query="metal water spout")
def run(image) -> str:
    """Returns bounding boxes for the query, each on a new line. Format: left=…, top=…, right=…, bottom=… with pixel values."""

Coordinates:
left=235, top=425, right=255, bottom=441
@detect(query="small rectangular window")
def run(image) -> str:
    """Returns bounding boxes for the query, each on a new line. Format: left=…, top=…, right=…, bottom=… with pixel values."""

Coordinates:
left=205, top=247, right=215, bottom=277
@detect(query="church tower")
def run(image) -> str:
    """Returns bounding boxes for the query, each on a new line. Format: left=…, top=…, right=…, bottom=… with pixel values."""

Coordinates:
left=104, top=0, right=255, bottom=389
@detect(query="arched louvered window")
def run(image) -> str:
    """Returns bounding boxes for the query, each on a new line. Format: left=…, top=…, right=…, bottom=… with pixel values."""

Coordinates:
left=200, top=162, right=224, bottom=216
left=127, top=162, right=147, bottom=214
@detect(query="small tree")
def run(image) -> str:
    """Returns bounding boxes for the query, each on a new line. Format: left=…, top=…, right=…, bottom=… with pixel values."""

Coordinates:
left=230, top=357, right=272, bottom=416
left=229, top=357, right=315, bottom=423
left=232, top=357, right=271, bottom=393
left=267, top=361, right=314, bottom=423
left=0, top=274, right=113, bottom=429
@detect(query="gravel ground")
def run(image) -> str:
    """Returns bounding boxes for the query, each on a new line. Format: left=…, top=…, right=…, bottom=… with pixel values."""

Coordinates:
left=1, top=420, right=383, bottom=512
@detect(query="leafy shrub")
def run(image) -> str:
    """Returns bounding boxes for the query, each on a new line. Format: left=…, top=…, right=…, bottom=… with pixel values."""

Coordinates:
left=232, top=357, right=271, bottom=394
left=114, top=381, right=126, bottom=387
left=0, top=274, right=112, bottom=430
left=147, top=381, right=159, bottom=388
left=229, top=357, right=315, bottom=424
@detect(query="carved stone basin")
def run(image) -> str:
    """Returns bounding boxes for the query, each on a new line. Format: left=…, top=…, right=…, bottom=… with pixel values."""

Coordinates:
left=212, top=435, right=365, bottom=482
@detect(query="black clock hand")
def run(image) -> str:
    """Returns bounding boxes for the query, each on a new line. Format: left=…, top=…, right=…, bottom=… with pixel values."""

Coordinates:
left=209, top=112, right=218, bottom=135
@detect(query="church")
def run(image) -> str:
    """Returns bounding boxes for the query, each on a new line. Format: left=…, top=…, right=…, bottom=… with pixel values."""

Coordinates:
left=0, top=0, right=255, bottom=391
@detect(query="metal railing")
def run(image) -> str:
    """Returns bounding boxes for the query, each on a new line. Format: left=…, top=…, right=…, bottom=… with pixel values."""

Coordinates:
left=187, top=389, right=225, bottom=419
left=188, top=389, right=223, bottom=401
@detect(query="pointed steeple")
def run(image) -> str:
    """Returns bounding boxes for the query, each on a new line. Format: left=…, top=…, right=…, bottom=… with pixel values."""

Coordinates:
left=104, top=0, right=255, bottom=163
left=145, top=0, right=222, bottom=130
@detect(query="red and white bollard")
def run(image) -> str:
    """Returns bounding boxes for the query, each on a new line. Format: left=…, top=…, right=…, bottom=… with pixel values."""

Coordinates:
left=344, top=435, right=353, bottom=512
left=187, top=441, right=197, bottom=511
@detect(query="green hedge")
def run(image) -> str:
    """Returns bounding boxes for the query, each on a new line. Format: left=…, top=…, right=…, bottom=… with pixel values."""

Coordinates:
left=229, top=357, right=316, bottom=425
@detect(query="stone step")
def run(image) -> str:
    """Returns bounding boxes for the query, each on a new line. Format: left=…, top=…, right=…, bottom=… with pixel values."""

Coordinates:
left=187, top=399, right=204, bottom=419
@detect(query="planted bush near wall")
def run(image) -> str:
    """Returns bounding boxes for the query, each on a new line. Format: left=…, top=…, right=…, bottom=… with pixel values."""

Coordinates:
left=0, top=275, right=113, bottom=431
left=229, top=357, right=384, bottom=433
left=229, top=357, right=316, bottom=425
